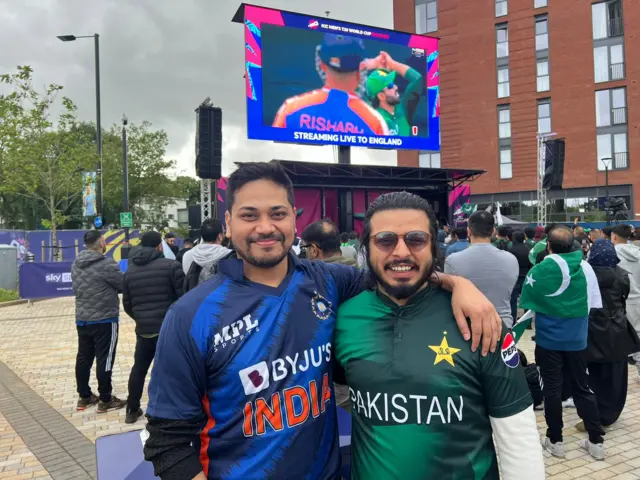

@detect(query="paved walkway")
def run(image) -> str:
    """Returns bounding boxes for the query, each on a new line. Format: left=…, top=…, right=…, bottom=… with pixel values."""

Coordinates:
left=0, top=297, right=639, bottom=479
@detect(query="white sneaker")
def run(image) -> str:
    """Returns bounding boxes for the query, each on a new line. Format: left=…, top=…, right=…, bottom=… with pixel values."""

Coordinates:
left=542, top=437, right=565, bottom=458
left=580, top=439, right=605, bottom=460
left=562, top=397, right=575, bottom=408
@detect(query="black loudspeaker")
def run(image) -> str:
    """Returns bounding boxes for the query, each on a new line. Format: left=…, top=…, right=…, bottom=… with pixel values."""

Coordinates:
left=542, top=139, right=565, bottom=190
left=196, top=106, right=222, bottom=179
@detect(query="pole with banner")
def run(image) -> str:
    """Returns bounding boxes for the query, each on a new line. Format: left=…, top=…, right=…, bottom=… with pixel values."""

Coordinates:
left=121, top=115, right=131, bottom=259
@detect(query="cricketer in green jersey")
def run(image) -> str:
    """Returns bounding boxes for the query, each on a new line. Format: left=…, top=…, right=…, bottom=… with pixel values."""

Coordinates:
left=335, top=192, right=545, bottom=480
left=364, top=51, right=424, bottom=136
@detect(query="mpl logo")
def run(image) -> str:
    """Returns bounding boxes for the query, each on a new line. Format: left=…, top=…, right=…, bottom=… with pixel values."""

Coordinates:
left=214, top=314, right=259, bottom=352
left=308, top=19, right=319, bottom=29
left=501, top=332, right=520, bottom=368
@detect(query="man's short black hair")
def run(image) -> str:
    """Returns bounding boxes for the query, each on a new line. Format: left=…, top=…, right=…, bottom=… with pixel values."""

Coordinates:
left=184, top=238, right=195, bottom=246
left=612, top=224, right=633, bottom=240
left=84, top=230, right=102, bottom=246
left=545, top=224, right=554, bottom=235
left=524, top=227, right=534, bottom=239
left=165, top=232, right=176, bottom=239
left=513, top=231, right=525, bottom=244
left=141, top=231, right=162, bottom=248
left=497, top=225, right=509, bottom=238
left=547, top=225, right=574, bottom=254
left=201, top=218, right=224, bottom=242
left=454, top=227, right=467, bottom=240
left=340, top=232, right=349, bottom=244
left=603, top=226, right=613, bottom=239
left=349, top=231, right=358, bottom=240
left=468, top=211, right=494, bottom=239
left=302, top=220, right=341, bottom=255
left=226, top=161, right=295, bottom=211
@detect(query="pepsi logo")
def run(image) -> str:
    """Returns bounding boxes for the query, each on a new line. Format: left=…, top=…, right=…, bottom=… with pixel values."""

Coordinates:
left=500, top=333, right=520, bottom=369
left=308, top=19, right=319, bottom=29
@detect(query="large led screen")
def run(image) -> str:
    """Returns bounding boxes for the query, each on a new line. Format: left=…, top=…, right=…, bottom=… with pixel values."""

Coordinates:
left=241, top=5, right=440, bottom=151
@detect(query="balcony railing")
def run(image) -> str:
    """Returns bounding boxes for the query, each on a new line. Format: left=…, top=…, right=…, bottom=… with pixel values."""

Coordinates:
left=614, top=151, right=628, bottom=169
left=610, top=62, right=625, bottom=80
left=612, top=107, right=627, bottom=125
left=608, top=18, right=624, bottom=37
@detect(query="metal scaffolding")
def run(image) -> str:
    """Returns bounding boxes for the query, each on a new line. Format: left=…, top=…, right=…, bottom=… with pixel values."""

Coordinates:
left=536, top=132, right=556, bottom=226
left=200, top=178, right=214, bottom=222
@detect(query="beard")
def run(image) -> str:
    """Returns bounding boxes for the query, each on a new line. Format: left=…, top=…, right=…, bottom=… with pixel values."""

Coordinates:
left=236, top=233, right=290, bottom=269
left=367, top=257, right=433, bottom=300
left=386, top=94, right=401, bottom=106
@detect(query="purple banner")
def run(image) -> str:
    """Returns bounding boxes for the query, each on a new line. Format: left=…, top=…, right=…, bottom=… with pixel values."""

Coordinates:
left=0, top=230, right=28, bottom=262
left=19, top=262, right=74, bottom=299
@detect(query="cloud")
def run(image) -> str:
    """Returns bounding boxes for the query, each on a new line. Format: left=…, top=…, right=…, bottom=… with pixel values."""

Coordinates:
left=0, top=0, right=396, bottom=177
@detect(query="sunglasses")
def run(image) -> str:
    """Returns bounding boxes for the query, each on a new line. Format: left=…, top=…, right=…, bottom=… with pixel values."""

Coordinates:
left=372, top=231, right=430, bottom=253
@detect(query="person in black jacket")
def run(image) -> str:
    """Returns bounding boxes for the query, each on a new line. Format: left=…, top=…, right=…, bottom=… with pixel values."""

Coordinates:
left=123, top=231, right=185, bottom=424
left=508, top=230, right=531, bottom=322
left=579, top=239, right=640, bottom=430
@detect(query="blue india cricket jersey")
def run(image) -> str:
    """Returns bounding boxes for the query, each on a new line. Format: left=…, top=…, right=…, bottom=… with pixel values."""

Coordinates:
left=147, top=253, right=364, bottom=479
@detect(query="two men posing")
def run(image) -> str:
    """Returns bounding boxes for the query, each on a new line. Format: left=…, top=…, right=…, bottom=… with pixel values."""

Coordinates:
left=143, top=161, right=544, bottom=480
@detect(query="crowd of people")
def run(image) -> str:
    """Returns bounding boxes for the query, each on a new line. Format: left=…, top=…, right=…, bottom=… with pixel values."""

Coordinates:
left=68, top=159, right=640, bottom=479
left=441, top=215, right=640, bottom=460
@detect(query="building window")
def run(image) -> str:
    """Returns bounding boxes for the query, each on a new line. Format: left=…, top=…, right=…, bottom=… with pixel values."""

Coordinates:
left=536, top=59, right=550, bottom=92
left=592, top=0, right=623, bottom=40
left=496, top=0, right=508, bottom=17
left=594, top=44, right=625, bottom=82
left=500, top=148, right=513, bottom=179
left=497, top=67, right=510, bottom=98
left=595, top=88, right=627, bottom=127
left=534, top=0, right=547, bottom=7
left=597, top=133, right=628, bottom=170
left=496, top=25, right=509, bottom=58
left=416, top=0, right=438, bottom=34
left=538, top=99, right=551, bottom=134
left=419, top=152, right=441, bottom=168
left=535, top=16, right=549, bottom=51
left=498, top=106, right=511, bottom=139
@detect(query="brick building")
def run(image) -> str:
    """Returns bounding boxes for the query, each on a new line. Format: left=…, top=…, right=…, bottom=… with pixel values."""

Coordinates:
left=395, top=0, right=638, bottom=223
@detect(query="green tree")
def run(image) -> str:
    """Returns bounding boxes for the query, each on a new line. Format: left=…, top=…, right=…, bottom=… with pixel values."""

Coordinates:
left=0, top=66, right=95, bottom=250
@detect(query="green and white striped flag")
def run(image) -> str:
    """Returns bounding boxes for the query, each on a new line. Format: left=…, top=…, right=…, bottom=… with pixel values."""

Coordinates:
left=519, top=250, right=602, bottom=318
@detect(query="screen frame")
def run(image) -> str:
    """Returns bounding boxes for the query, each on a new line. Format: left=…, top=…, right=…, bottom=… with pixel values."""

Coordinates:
left=240, top=4, right=441, bottom=152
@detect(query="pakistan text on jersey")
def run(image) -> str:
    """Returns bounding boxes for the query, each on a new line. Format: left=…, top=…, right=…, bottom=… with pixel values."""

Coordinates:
left=350, top=388, right=464, bottom=425
left=243, top=373, right=333, bottom=437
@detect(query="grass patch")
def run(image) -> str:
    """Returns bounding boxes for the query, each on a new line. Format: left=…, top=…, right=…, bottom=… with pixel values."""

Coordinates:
left=0, top=289, right=19, bottom=303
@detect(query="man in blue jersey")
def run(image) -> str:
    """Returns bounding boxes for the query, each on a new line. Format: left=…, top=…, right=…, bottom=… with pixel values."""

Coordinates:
left=143, top=161, right=503, bottom=480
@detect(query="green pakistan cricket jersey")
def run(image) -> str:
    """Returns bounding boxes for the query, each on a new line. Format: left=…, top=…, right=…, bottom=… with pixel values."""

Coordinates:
left=377, top=68, right=423, bottom=136
left=335, top=287, right=532, bottom=480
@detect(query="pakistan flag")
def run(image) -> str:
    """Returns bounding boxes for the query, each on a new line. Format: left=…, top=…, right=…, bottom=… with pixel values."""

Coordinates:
left=519, top=250, right=602, bottom=318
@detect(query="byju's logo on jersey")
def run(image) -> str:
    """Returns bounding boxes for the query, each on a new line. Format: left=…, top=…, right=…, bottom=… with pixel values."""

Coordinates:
left=308, top=19, right=319, bottom=29
left=214, top=314, right=259, bottom=352
left=501, top=332, right=520, bottom=368
left=311, top=292, right=332, bottom=320
left=239, top=362, right=270, bottom=395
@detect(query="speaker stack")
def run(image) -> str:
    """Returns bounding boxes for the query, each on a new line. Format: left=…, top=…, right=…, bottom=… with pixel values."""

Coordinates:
left=542, top=139, right=565, bottom=190
left=195, top=106, right=222, bottom=179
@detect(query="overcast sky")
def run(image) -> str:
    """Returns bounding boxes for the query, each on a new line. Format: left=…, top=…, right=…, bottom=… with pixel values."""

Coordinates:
left=0, top=0, right=396, bottom=177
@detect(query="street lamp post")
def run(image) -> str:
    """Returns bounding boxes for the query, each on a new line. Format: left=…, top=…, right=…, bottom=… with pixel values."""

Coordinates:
left=57, top=33, right=103, bottom=223
left=602, top=157, right=612, bottom=225
left=121, top=115, right=130, bottom=258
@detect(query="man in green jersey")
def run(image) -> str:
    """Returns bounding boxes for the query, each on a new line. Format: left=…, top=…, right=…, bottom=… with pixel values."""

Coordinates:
left=365, top=51, right=424, bottom=136
left=335, top=192, right=545, bottom=480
